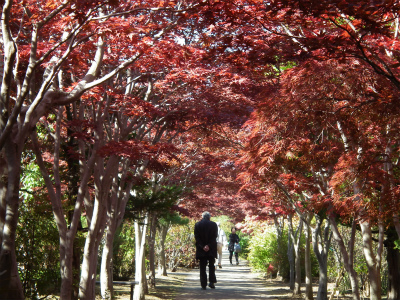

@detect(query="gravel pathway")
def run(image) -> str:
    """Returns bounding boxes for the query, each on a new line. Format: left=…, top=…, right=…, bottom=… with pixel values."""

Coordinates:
left=173, top=250, right=292, bottom=300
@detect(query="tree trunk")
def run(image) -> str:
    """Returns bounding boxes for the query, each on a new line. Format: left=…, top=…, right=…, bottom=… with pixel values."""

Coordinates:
left=133, top=214, right=148, bottom=300
left=273, top=216, right=285, bottom=280
left=316, top=255, right=329, bottom=300
left=99, top=161, right=135, bottom=300
left=0, top=145, right=25, bottom=299
left=359, top=221, right=381, bottom=300
left=312, top=216, right=331, bottom=300
left=148, top=213, right=157, bottom=288
left=79, top=149, right=121, bottom=300
left=287, top=229, right=295, bottom=290
left=329, top=217, right=360, bottom=300
left=386, top=228, right=400, bottom=300
left=59, top=234, right=75, bottom=300
left=304, top=218, right=313, bottom=300
left=0, top=151, right=7, bottom=246
left=78, top=197, right=108, bottom=300
left=142, top=249, right=148, bottom=295
left=31, top=126, right=95, bottom=300
left=100, top=178, right=118, bottom=300
left=157, top=224, right=169, bottom=277
left=294, top=235, right=302, bottom=295
left=65, top=104, right=83, bottom=300
left=288, top=214, right=303, bottom=295
left=100, top=227, right=114, bottom=300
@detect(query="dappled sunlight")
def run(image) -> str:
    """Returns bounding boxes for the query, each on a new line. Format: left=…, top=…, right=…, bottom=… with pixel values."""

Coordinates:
left=173, top=251, right=292, bottom=300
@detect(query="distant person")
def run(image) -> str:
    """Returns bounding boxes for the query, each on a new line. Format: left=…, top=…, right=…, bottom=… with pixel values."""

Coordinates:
left=228, top=227, right=240, bottom=265
left=194, top=211, right=218, bottom=290
left=216, top=222, right=227, bottom=268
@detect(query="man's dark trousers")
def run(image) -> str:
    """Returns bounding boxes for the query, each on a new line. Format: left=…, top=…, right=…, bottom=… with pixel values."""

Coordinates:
left=199, top=256, right=216, bottom=288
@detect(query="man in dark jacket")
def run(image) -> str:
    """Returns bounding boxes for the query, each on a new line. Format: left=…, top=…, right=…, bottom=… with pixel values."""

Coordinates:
left=194, top=211, right=218, bottom=290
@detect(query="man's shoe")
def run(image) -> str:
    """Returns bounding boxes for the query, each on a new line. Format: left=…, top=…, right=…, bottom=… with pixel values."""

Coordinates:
left=201, top=286, right=206, bottom=290
left=208, top=283, right=215, bottom=289
left=218, top=264, right=222, bottom=268
left=236, top=262, right=239, bottom=265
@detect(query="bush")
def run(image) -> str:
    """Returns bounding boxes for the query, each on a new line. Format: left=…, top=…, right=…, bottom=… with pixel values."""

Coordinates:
left=237, top=231, right=250, bottom=258
left=113, top=221, right=135, bottom=280
left=17, top=162, right=61, bottom=298
left=164, top=221, right=196, bottom=270
left=247, top=225, right=289, bottom=278
left=17, top=199, right=61, bottom=298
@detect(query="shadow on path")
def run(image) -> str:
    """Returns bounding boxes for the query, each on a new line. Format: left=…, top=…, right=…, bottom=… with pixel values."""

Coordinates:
left=174, top=250, right=291, bottom=300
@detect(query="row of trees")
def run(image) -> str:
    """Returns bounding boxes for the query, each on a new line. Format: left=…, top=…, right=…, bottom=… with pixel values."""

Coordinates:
left=230, top=1, right=400, bottom=300
left=0, top=1, right=253, bottom=299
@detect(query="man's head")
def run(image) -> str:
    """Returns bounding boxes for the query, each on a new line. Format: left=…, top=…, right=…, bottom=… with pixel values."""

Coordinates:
left=202, top=211, right=211, bottom=220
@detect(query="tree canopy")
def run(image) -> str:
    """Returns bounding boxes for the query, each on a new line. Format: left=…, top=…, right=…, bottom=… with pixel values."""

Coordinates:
left=2, top=0, right=400, bottom=299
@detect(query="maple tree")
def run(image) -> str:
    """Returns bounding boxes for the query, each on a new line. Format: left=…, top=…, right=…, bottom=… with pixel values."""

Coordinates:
left=236, top=55, right=400, bottom=299
left=200, top=1, right=400, bottom=300
left=30, top=53, right=180, bottom=300
left=0, top=1, right=219, bottom=299
left=0, top=1, right=265, bottom=297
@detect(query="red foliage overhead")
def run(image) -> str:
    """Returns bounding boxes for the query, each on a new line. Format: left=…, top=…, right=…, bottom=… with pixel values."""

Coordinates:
left=238, top=54, right=400, bottom=224
left=13, top=0, right=400, bottom=225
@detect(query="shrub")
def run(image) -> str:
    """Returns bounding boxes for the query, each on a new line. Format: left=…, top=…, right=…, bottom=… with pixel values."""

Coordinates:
left=17, top=162, right=61, bottom=298
left=164, top=221, right=196, bottom=270
left=247, top=225, right=288, bottom=277
left=237, top=231, right=250, bottom=258
left=113, top=221, right=135, bottom=280
left=17, top=199, right=61, bottom=298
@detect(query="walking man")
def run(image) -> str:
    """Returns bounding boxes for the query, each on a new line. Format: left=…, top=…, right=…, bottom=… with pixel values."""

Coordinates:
left=194, top=211, right=218, bottom=290
left=216, top=222, right=227, bottom=268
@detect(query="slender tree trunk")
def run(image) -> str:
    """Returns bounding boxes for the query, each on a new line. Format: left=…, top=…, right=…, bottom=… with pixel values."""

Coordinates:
left=33, top=144, right=75, bottom=300
left=142, top=248, right=148, bottom=295
left=312, top=217, right=331, bottom=300
left=99, top=161, right=135, bottom=300
left=381, top=146, right=400, bottom=299
left=315, top=249, right=328, bottom=300
left=0, top=144, right=24, bottom=299
left=31, top=124, right=94, bottom=300
left=273, top=216, right=285, bottom=280
left=65, top=104, right=83, bottom=300
left=335, top=122, right=360, bottom=300
left=386, top=228, right=400, bottom=300
left=393, top=215, right=400, bottom=241
left=288, top=214, right=303, bottom=295
left=100, top=226, right=114, bottom=300
left=79, top=196, right=108, bottom=300
left=100, top=177, right=118, bottom=300
left=59, top=233, right=75, bottom=300
left=304, top=216, right=313, bottom=300
left=148, top=213, right=157, bottom=288
left=359, top=221, right=381, bottom=300
left=157, top=224, right=169, bottom=276
left=79, top=143, right=121, bottom=299
left=288, top=230, right=295, bottom=289
left=329, top=217, right=360, bottom=300
left=294, top=234, right=302, bottom=295
left=133, top=214, right=148, bottom=300
left=0, top=151, right=7, bottom=245
left=384, top=144, right=400, bottom=295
